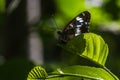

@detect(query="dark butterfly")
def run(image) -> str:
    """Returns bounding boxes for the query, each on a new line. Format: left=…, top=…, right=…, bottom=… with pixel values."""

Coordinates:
left=58, top=11, right=91, bottom=43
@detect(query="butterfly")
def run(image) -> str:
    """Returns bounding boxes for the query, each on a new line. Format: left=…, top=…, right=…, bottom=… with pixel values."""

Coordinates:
left=57, top=11, right=91, bottom=43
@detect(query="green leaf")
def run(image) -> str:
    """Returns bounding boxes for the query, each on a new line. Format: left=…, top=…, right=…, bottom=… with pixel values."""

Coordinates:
left=27, top=66, right=48, bottom=80
left=57, top=33, right=118, bottom=80
left=46, top=65, right=116, bottom=80
left=64, top=33, right=109, bottom=66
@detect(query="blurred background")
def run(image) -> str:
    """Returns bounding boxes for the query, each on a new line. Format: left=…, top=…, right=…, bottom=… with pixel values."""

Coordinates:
left=0, top=0, right=120, bottom=80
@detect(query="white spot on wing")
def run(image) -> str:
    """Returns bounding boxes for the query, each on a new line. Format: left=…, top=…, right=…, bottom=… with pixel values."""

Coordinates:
left=76, top=25, right=82, bottom=28
left=75, top=28, right=81, bottom=36
left=85, top=22, right=88, bottom=25
left=82, top=13, right=85, bottom=16
left=70, top=23, right=73, bottom=27
left=76, top=17, right=81, bottom=20
left=76, top=17, right=84, bottom=22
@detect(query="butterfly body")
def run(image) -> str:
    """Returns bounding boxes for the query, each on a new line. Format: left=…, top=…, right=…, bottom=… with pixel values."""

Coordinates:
left=58, top=11, right=91, bottom=43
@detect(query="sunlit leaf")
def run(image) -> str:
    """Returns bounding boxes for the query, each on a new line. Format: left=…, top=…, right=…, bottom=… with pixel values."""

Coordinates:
left=27, top=66, right=48, bottom=80
left=46, top=65, right=116, bottom=80
left=64, top=33, right=108, bottom=66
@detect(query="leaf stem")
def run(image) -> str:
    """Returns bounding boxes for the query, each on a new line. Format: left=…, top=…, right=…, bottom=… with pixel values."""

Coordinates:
left=47, top=73, right=102, bottom=80
left=103, top=67, right=119, bottom=80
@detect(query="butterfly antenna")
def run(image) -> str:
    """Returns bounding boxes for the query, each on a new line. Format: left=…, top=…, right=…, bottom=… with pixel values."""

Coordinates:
left=51, top=15, right=59, bottom=30
left=51, top=15, right=62, bottom=40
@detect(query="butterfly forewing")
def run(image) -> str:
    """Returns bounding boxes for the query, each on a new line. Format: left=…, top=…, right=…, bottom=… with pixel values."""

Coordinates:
left=58, top=11, right=91, bottom=43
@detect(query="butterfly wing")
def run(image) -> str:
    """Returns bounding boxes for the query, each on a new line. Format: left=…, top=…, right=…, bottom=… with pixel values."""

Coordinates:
left=77, top=11, right=91, bottom=33
left=64, top=11, right=91, bottom=36
left=58, top=11, right=91, bottom=43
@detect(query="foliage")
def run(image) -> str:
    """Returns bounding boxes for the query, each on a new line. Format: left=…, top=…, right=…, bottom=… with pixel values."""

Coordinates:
left=38, top=0, right=120, bottom=77
left=27, top=66, right=48, bottom=80
left=64, top=33, right=108, bottom=66
left=0, top=0, right=119, bottom=80
left=27, top=33, right=119, bottom=80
